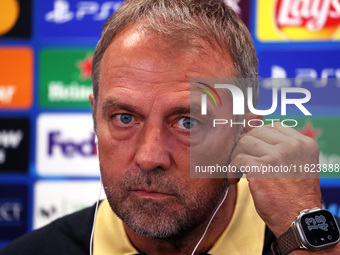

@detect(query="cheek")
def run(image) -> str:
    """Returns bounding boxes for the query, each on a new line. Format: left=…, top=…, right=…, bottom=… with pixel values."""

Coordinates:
left=191, top=127, right=235, bottom=167
left=213, top=130, right=235, bottom=163
left=184, top=178, right=227, bottom=209
left=98, top=136, right=136, bottom=178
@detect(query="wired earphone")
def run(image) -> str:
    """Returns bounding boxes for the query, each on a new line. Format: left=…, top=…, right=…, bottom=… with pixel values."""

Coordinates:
left=89, top=135, right=229, bottom=255
left=89, top=135, right=102, bottom=255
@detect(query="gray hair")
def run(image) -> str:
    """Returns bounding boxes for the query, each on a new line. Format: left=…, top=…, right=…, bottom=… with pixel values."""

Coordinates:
left=91, top=0, right=258, bottom=111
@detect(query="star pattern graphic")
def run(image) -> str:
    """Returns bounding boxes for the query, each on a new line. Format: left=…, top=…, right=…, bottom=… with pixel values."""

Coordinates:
left=78, top=55, right=93, bottom=79
left=298, top=121, right=321, bottom=140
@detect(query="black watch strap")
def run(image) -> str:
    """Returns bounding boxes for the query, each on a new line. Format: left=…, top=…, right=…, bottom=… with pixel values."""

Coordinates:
left=271, top=225, right=301, bottom=255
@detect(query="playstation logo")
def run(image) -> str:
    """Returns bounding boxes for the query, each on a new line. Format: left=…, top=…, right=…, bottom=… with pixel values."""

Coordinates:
left=45, top=0, right=73, bottom=24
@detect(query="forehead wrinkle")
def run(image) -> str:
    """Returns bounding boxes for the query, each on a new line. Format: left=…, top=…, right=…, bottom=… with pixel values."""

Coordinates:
left=101, top=32, right=236, bottom=83
left=101, top=74, right=217, bottom=91
left=103, top=67, right=219, bottom=85
left=101, top=78, right=192, bottom=95
left=100, top=64, right=197, bottom=87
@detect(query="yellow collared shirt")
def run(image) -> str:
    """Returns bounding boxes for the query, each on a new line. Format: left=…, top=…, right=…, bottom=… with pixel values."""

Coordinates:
left=93, top=179, right=266, bottom=255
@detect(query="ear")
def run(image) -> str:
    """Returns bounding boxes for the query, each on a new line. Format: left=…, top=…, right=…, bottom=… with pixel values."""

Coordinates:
left=89, top=94, right=97, bottom=132
left=241, top=112, right=264, bottom=135
left=89, top=94, right=94, bottom=108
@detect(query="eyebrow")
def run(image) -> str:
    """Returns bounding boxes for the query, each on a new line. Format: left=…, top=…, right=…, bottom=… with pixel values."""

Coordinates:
left=166, top=106, right=191, bottom=116
left=102, top=98, right=140, bottom=116
left=166, top=104, right=202, bottom=116
left=101, top=97, right=202, bottom=118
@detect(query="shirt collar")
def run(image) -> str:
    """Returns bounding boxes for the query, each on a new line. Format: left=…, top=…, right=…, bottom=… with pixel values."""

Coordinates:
left=93, top=179, right=266, bottom=255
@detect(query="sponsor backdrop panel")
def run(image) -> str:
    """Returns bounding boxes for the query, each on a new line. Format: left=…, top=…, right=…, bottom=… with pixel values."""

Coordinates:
left=39, top=49, right=94, bottom=108
left=255, top=0, right=340, bottom=41
left=34, top=180, right=105, bottom=229
left=0, top=0, right=340, bottom=248
left=257, top=50, right=340, bottom=111
left=295, top=117, right=340, bottom=178
left=0, top=118, right=30, bottom=173
left=258, top=50, right=340, bottom=81
left=0, top=184, right=29, bottom=240
left=322, top=187, right=340, bottom=218
left=36, top=113, right=99, bottom=176
left=39, top=0, right=123, bottom=38
left=0, top=0, right=32, bottom=38
left=0, top=48, right=33, bottom=109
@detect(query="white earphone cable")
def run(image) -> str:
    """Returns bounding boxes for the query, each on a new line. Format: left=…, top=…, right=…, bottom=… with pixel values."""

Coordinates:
left=89, top=183, right=228, bottom=255
left=190, top=186, right=229, bottom=255
left=89, top=179, right=102, bottom=255
left=90, top=135, right=228, bottom=255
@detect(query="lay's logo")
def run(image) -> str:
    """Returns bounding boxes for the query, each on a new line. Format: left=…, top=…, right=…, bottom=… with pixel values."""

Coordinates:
left=256, top=0, right=340, bottom=41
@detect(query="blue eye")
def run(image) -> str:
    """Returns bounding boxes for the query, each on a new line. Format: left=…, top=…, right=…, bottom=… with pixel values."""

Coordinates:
left=118, top=113, right=133, bottom=124
left=179, top=117, right=197, bottom=129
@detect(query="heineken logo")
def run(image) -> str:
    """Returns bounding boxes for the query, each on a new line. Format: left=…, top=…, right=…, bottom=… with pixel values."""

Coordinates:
left=39, top=49, right=93, bottom=108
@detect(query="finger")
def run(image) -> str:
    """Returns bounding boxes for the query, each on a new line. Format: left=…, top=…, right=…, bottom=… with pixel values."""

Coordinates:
left=269, top=122, right=308, bottom=140
left=244, top=125, right=291, bottom=145
left=230, top=152, right=296, bottom=179
left=231, top=134, right=274, bottom=161
left=229, top=152, right=262, bottom=177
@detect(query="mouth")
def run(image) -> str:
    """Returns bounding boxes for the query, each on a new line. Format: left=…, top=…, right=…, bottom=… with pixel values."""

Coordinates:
left=131, top=188, right=175, bottom=199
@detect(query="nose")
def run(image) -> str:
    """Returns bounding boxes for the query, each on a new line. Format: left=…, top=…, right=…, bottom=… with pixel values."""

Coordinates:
left=134, top=122, right=171, bottom=171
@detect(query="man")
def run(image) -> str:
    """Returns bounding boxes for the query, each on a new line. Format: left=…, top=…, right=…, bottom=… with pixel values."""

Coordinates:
left=1, top=0, right=339, bottom=254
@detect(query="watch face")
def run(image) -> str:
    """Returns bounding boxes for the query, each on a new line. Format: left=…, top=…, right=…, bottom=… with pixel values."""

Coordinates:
left=300, top=210, right=340, bottom=248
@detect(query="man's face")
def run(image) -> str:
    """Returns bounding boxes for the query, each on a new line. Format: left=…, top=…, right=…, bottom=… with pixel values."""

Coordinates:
left=93, top=25, right=237, bottom=238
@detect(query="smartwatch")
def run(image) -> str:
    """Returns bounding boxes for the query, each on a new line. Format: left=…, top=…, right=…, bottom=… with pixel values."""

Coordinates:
left=271, top=208, right=340, bottom=255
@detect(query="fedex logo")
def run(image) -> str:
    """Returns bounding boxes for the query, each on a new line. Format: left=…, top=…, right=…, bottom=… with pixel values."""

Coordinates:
left=45, top=0, right=122, bottom=24
left=48, top=131, right=96, bottom=157
left=36, top=114, right=100, bottom=176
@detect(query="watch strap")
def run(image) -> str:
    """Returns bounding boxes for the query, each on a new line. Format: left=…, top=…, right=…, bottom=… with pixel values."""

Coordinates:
left=271, top=225, right=301, bottom=255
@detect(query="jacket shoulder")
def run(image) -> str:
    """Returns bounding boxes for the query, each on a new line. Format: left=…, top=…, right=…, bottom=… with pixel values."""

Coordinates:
left=0, top=203, right=97, bottom=255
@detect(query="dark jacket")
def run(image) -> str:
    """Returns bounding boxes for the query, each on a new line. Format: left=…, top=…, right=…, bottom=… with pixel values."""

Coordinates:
left=0, top=202, right=290, bottom=255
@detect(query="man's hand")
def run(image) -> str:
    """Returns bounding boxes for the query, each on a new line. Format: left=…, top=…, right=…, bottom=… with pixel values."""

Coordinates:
left=229, top=122, right=322, bottom=237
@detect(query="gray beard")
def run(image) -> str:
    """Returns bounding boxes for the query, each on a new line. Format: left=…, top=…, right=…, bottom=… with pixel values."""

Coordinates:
left=103, top=168, right=228, bottom=239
